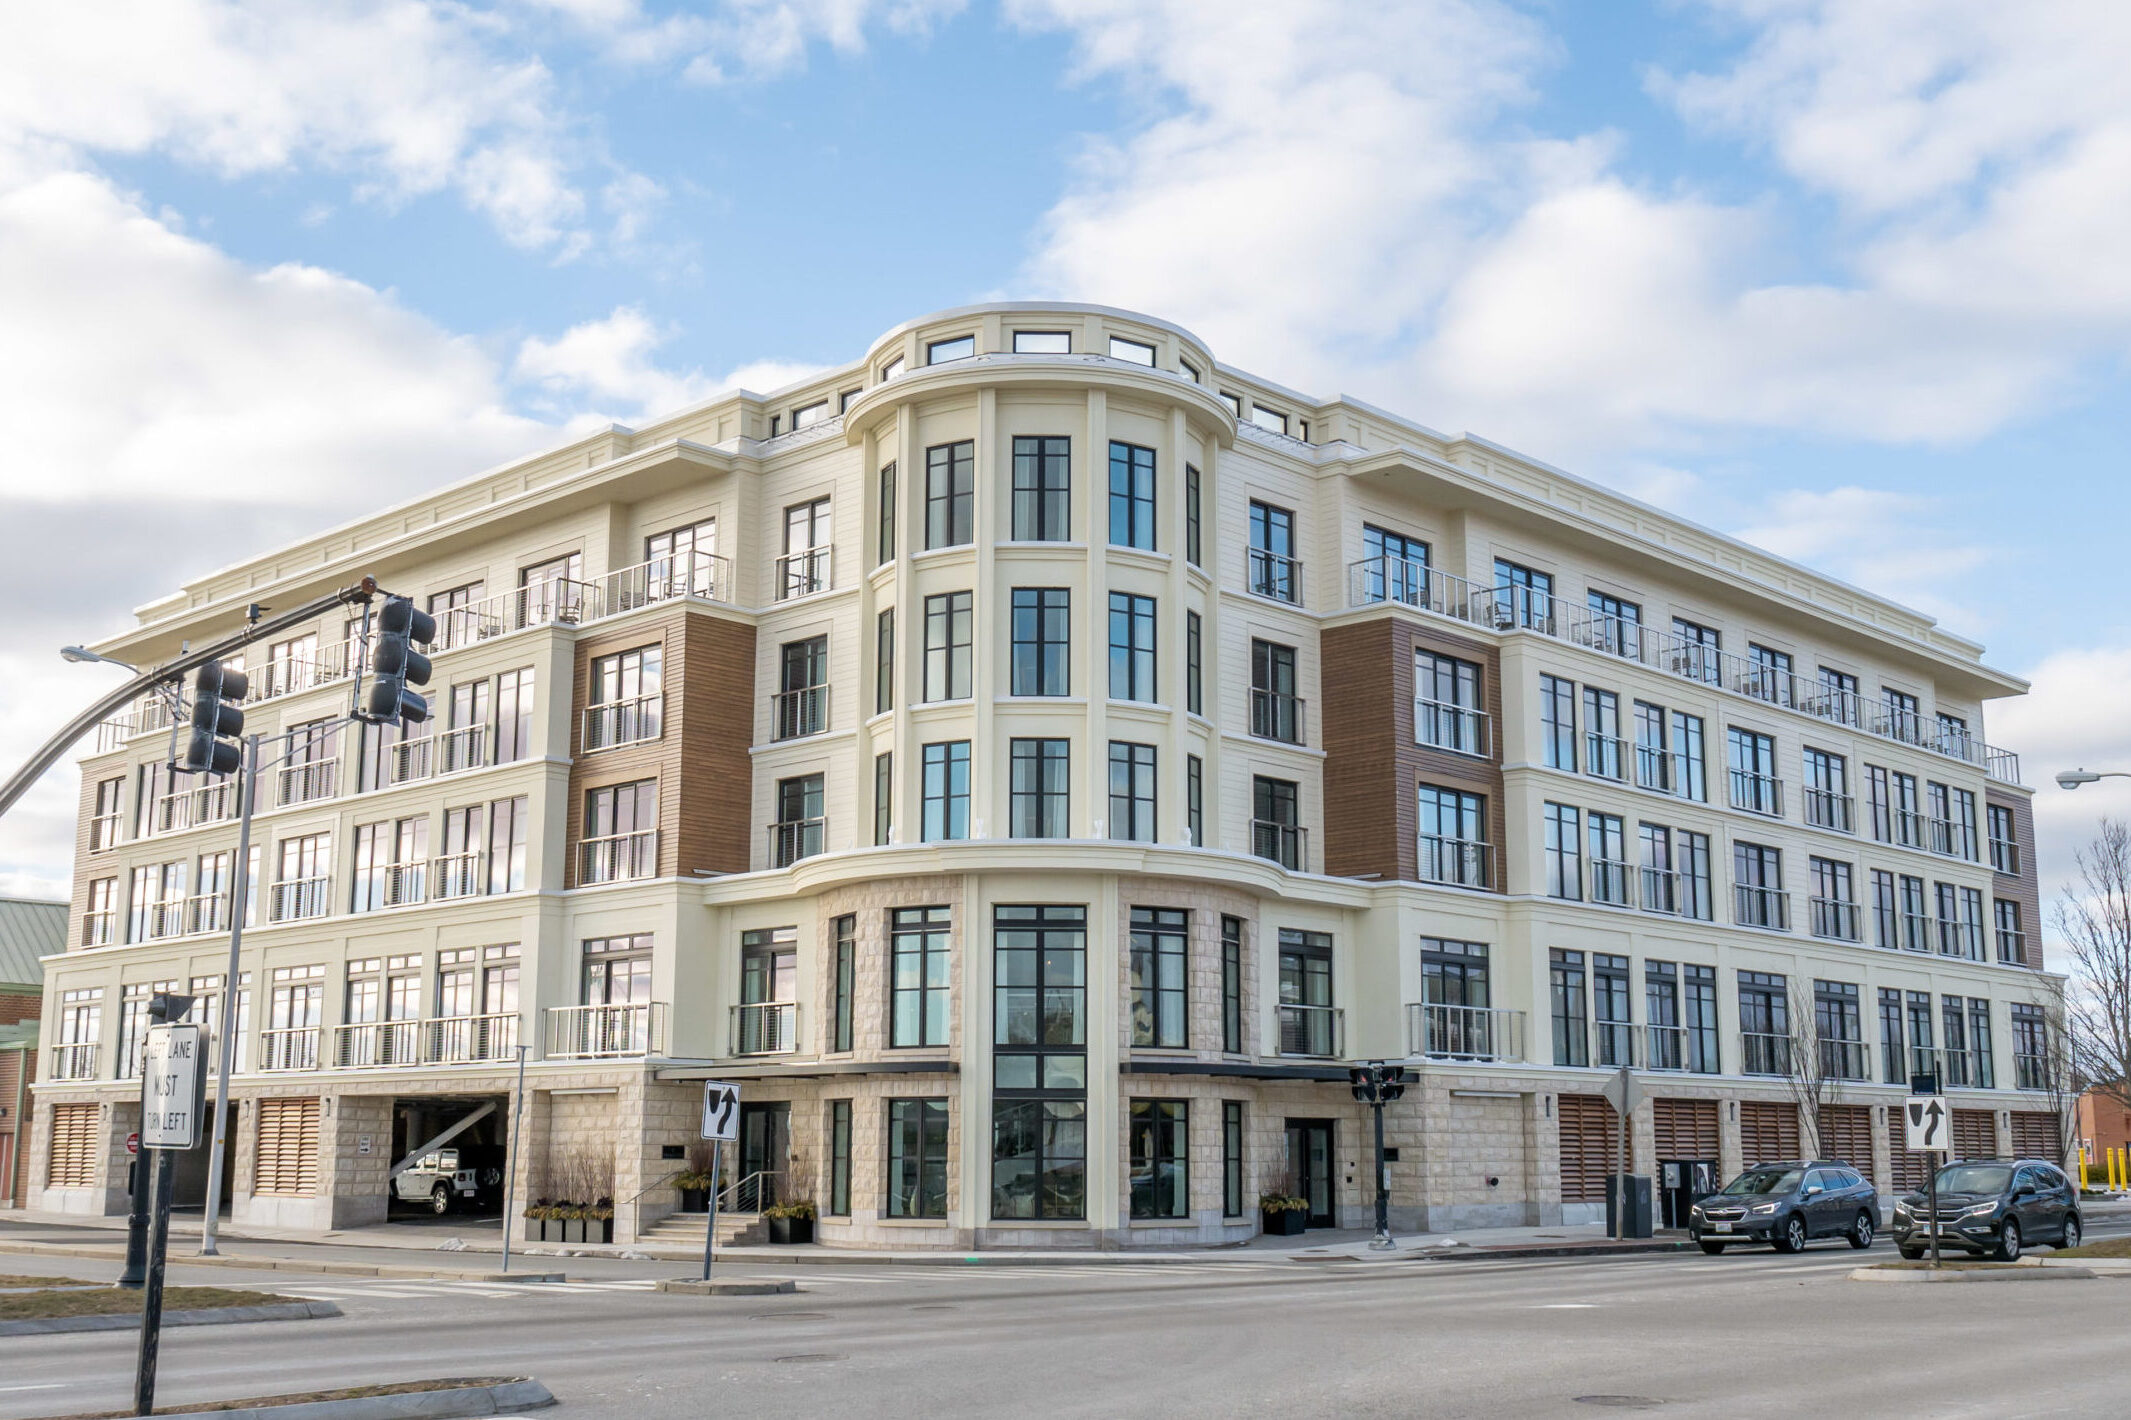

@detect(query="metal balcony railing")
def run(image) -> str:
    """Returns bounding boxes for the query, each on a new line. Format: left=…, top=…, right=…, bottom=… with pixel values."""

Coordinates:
left=1419, top=835, right=1492, bottom=889
left=1594, top=1020, right=1638, bottom=1068
left=1347, top=554, right=1433, bottom=610
left=1990, top=836, right=2020, bottom=875
left=580, top=831, right=658, bottom=885
left=277, top=757, right=340, bottom=807
left=546, top=1002, right=666, bottom=1059
left=49, top=1042, right=99, bottom=1081
left=250, top=646, right=357, bottom=703
left=1741, top=1031, right=1791, bottom=1077
left=1407, top=1003, right=1524, bottom=1062
left=1733, top=885, right=1790, bottom=931
left=1885, top=1045, right=1945, bottom=1087
left=601, top=550, right=731, bottom=612
left=1414, top=698, right=1491, bottom=756
left=1811, top=898, right=1862, bottom=942
left=1251, top=820, right=1307, bottom=871
left=514, top=578, right=595, bottom=629
left=1729, top=769, right=1784, bottom=817
left=148, top=900, right=192, bottom=939
left=1645, top=1024, right=1688, bottom=1072
left=584, top=695, right=662, bottom=752
left=2014, top=1053, right=2049, bottom=1092
left=1585, top=733, right=1627, bottom=782
left=428, top=1012, right=519, bottom=1064
left=731, top=1001, right=799, bottom=1056
left=1640, top=866, right=1679, bottom=915
left=1634, top=744, right=1672, bottom=793
left=355, top=862, right=427, bottom=911
left=437, top=724, right=488, bottom=775
left=773, top=684, right=829, bottom=741
left=333, top=1020, right=423, bottom=1069
left=183, top=893, right=226, bottom=936
left=1997, top=928, right=2027, bottom=963
left=88, top=810, right=122, bottom=852
left=270, top=876, right=332, bottom=922
left=1803, top=788, right=1854, bottom=833
left=774, top=546, right=832, bottom=600
left=82, top=911, right=114, bottom=946
left=1277, top=1003, right=1343, bottom=1058
left=431, top=852, right=485, bottom=901
left=387, top=736, right=434, bottom=786
left=258, top=1026, right=321, bottom=1073
left=1818, top=1038, right=1871, bottom=1082
left=1247, top=547, right=1303, bottom=605
left=1589, top=858, right=1634, bottom=907
left=1249, top=688, right=1305, bottom=744
left=427, top=592, right=512, bottom=651
left=768, top=818, right=825, bottom=869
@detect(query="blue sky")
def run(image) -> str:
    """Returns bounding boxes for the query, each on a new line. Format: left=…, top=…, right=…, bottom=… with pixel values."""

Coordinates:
left=2, top=0, right=2129, bottom=895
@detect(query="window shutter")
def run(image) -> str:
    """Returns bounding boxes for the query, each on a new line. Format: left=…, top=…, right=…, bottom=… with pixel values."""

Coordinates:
left=255, top=1097, right=321, bottom=1197
left=46, top=1104, right=98, bottom=1188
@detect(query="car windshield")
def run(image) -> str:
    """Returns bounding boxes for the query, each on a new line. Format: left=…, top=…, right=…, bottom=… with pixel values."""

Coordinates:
left=1934, top=1164, right=2012, bottom=1195
left=1721, top=1169, right=1802, bottom=1196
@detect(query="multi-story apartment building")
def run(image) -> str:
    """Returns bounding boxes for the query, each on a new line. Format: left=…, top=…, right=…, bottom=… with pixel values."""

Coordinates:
left=27, top=303, right=2062, bottom=1246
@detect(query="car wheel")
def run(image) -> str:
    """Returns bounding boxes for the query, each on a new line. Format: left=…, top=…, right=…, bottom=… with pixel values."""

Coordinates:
left=1898, top=1246, right=1924, bottom=1261
left=1994, top=1218, right=2021, bottom=1263
left=1774, top=1215, right=1807, bottom=1254
left=1698, top=1241, right=1727, bottom=1255
left=2060, top=1214, right=2081, bottom=1251
left=430, top=1183, right=453, bottom=1217
left=1848, top=1212, right=1874, bottom=1250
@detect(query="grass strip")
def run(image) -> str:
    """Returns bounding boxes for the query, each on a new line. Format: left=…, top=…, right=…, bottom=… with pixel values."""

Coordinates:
left=0, top=1285, right=295, bottom=1322
left=2053, top=1235, right=2131, bottom=1259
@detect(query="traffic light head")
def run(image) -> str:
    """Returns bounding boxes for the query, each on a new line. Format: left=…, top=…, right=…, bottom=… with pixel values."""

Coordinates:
left=180, top=662, right=248, bottom=774
left=365, top=595, right=436, bottom=724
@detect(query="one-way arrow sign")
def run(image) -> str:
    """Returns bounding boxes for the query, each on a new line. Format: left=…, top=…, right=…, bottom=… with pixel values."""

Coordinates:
left=1904, top=1096, right=1949, bottom=1152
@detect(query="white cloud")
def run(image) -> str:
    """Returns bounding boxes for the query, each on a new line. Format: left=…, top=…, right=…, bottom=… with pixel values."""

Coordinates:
left=1730, top=486, right=1995, bottom=632
left=0, top=2, right=618, bottom=251
left=512, top=304, right=825, bottom=423
left=1985, top=646, right=2131, bottom=902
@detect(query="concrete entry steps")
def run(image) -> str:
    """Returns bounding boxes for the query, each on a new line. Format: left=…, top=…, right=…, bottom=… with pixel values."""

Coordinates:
left=636, top=1211, right=765, bottom=1247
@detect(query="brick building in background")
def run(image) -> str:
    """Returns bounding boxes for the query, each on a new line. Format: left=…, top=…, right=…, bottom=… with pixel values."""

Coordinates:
left=28, top=303, right=2066, bottom=1248
left=1, top=897, right=63, bottom=1207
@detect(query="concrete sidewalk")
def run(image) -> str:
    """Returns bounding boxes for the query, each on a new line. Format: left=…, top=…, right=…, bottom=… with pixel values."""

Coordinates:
left=0, top=1208, right=1687, bottom=1268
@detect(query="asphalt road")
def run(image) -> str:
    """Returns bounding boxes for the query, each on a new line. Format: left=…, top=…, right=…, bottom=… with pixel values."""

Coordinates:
left=1, top=1226, right=2125, bottom=1419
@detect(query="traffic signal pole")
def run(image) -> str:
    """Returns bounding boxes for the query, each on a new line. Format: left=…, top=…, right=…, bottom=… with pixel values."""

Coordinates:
left=197, top=730, right=258, bottom=1258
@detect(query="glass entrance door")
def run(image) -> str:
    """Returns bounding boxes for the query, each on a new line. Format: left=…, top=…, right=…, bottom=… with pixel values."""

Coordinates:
left=737, top=1102, right=790, bottom=1212
left=1284, top=1118, right=1336, bottom=1228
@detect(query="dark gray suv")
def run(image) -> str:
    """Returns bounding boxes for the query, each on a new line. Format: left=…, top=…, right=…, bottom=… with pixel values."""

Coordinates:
left=1892, top=1158, right=2082, bottom=1261
left=1689, top=1161, right=1879, bottom=1254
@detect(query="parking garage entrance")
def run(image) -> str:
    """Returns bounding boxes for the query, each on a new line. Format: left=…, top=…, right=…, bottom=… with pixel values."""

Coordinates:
left=386, top=1094, right=510, bottom=1221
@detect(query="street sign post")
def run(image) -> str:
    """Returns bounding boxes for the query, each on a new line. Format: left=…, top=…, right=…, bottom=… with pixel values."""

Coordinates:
left=135, top=1014, right=203, bottom=1416
left=1601, top=1066, right=1644, bottom=1240
left=125, top=1132, right=139, bottom=1156
left=699, top=1082, right=741, bottom=1281
left=1905, top=1092, right=1950, bottom=1270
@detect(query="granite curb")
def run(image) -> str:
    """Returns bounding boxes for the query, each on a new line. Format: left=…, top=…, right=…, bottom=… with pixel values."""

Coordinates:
left=1849, top=1264, right=2097, bottom=1283
left=0, top=1241, right=564, bottom=1283
left=0, top=1299, right=342, bottom=1337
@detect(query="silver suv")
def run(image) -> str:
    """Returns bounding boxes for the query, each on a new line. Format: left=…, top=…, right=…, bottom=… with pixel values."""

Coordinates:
left=1689, top=1161, right=1880, bottom=1254
left=392, top=1145, right=505, bottom=1215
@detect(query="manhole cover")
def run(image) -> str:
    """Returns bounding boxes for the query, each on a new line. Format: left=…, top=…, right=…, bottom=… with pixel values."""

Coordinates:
left=1573, top=1398, right=1664, bottom=1410
left=774, top=1353, right=844, bottom=1364
left=751, top=1312, right=830, bottom=1320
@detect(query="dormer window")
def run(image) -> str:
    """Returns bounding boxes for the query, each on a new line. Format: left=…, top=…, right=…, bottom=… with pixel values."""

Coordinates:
left=1014, top=331, right=1071, bottom=354
left=1108, top=336, right=1156, bottom=367
left=927, top=335, right=975, bottom=365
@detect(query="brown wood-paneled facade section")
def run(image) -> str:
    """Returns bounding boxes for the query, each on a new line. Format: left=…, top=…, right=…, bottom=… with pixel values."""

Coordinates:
left=1986, top=787, right=2044, bottom=972
left=1319, top=616, right=1506, bottom=886
left=566, top=607, right=758, bottom=884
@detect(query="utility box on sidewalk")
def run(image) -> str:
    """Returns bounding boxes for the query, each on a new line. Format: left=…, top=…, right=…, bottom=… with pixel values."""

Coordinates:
left=1605, top=1174, right=1654, bottom=1238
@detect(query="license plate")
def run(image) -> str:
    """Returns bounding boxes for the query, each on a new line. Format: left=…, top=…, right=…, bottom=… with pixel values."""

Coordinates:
left=1711, top=1221, right=1733, bottom=1234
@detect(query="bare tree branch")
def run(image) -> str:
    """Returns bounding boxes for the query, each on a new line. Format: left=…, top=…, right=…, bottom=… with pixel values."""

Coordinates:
left=1781, top=981, right=1835, bottom=1158
left=2054, top=818, right=2131, bottom=1116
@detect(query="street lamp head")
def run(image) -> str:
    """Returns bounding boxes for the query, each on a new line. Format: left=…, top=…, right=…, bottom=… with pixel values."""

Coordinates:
left=2058, top=769, right=2104, bottom=790
left=59, top=645, right=98, bottom=663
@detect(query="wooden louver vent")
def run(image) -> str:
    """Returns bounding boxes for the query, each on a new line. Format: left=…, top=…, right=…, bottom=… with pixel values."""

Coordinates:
left=45, top=1103, right=98, bottom=1188
left=254, top=1097, right=321, bottom=1197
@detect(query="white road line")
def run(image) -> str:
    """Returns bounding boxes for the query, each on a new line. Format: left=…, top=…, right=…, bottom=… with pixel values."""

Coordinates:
left=0, top=1385, right=66, bottom=1394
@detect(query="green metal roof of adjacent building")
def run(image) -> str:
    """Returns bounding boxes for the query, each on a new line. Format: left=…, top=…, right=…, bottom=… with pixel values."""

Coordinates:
left=0, top=897, right=64, bottom=991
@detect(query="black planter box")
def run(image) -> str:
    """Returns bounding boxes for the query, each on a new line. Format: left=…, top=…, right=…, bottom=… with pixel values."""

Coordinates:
left=679, top=1188, right=709, bottom=1214
left=1261, top=1209, right=1305, bottom=1237
left=767, top=1216, right=815, bottom=1245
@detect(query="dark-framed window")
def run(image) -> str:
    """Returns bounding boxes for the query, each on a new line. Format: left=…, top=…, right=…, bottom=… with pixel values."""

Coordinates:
left=1727, top=727, right=1780, bottom=815
left=1108, top=592, right=1157, bottom=701
left=1673, top=616, right=1721, bottom=683
left=927, top=334, right=975, bottom=364
left=1880, top=988, right=1906, bottom=1084
left=1109, top=742, right=1157, bottom=841
left=1013, top=329, right=1071, bottom=354
left=1684, top=963, right=1719, bottom=1073
left=1253, top=776, right=1302, bottom=869
left=1587, top=589, right=1641, bottom=656
left=1969, top=999, right=1995, bottom=1089
left=1419, top=783, right=1489, bottom=887
left=873, top=752, right=892, bottom=846
left=1250, top=639, right=1301, bottom=743
left=1185, top=466, right=1202, bottom=566
left=1220, top=916, right=1244, bottom=1053
left=1494, top=558, right=1553, bottom=630
left=1129, top=1100, right=1189, bottom=1219
left=1739, top=971, right=1789, bottom=1075
left=772, top=774, right=824, bottom=866
left=832, top=915, right=855, bottom=1053
left=875, top=607, right=894, bottom=714
left=775, top=635, right=828, bottom=739
left=1186, top=610, right=1203, bottom=715
left=1733, top=841, right=1786, bottom=929
left=921, top=742, right=970, bottom=842
left=1584, top=686, right=1623, bottom=780
left=1010, top=738, right=1069, bottom=838
left=1011, top=436, right=1070, bottom=541
left=1222, top=1100, right=1244, bottom=1217
left=992, top=904, right=1089, bottom=1220
left=1540, top=675, right=1577, bottom=770
left=1108, top=441, right=1156, bottom=550
left=828, top=1099, right=852, bottom=1216
left=1594, top=953, right=1632, bottom=1066
left=1645, top=960, right=1679, bottom=1068
left=1550, top=948, right=1587, bottom=1067
left=876, top=462, right=896, bottom=567
left=887, top=1098, right=949, bottom=1218
left=890, top=906, right=951, bottom=1048
left=1010, top=588, right=1070, bottom=696
left=1247, top=501, right=1298, bottom=603
left=925, top=440, right=974, bottom=549
left=1361, top=524, right=1429, bottom=604
left=1129, top=907, right=1188, bottom=1048
left=923, top=591, right=973, bottom=702
left=1277, top=929, right=1335, bottom=1056
left=1988, top=803, right=2019, bottom=874
left=1187, top=755, right=1204, bottom=848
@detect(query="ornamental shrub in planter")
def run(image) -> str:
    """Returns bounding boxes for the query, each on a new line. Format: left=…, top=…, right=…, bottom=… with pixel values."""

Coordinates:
left=1259, top=1193, right=1308, bottom=1236
left=765, top=1199, right=817, bottom=1245
left=588, top=1199, right=615, bottom=1246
